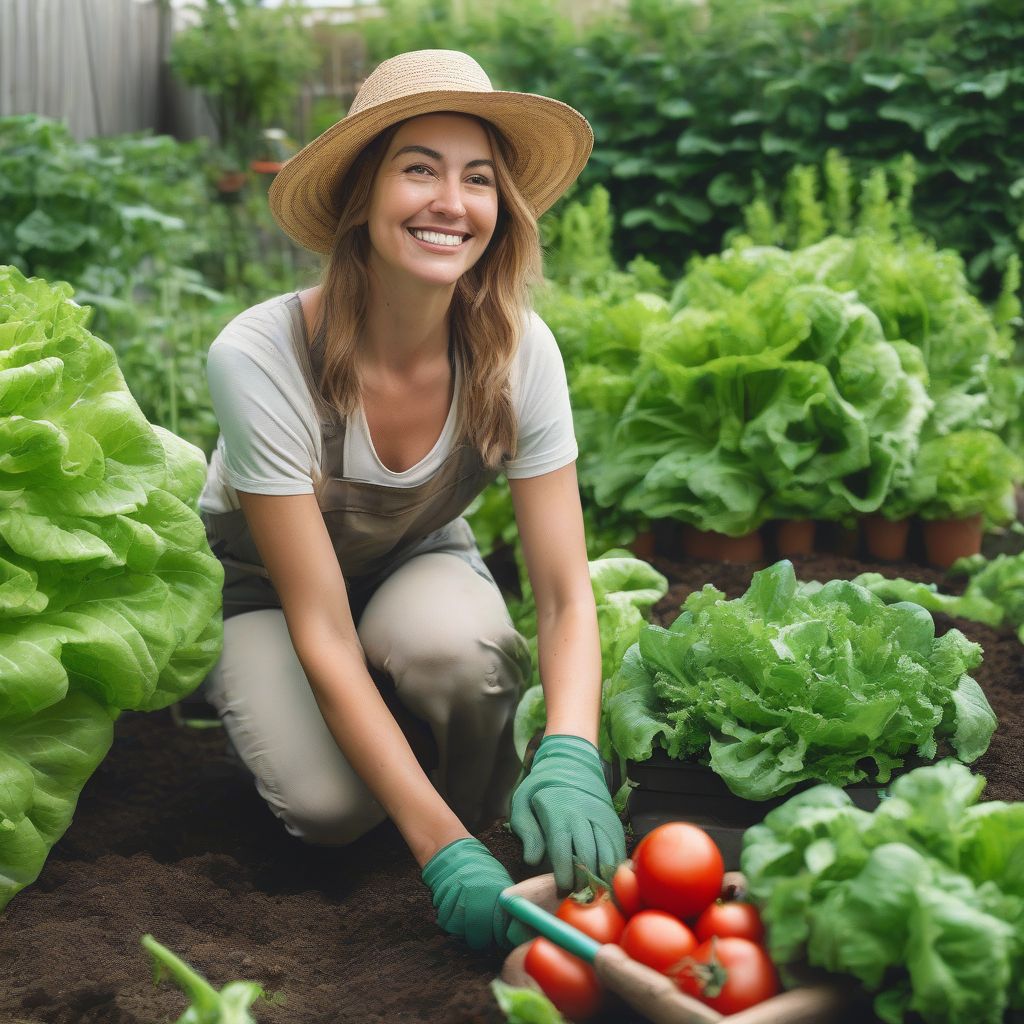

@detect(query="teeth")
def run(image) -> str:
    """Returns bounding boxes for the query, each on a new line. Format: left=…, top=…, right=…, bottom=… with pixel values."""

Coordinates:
left=411, top=229, right=465, bottom=247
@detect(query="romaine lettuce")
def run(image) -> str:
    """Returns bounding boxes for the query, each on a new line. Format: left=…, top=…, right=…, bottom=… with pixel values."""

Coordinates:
left=0, top=267, right=224, bottom=911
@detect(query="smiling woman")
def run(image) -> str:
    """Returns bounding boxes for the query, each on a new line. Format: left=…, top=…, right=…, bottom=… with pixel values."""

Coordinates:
left=193, top=49, right=625, bottom=955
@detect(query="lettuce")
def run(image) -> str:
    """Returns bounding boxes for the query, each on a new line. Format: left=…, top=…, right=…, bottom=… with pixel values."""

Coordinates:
left=741, top=762, right=1024, bottom=1024
left=604, top=561, right=995, bottom=799
left=0, top=267, right=224, bottom=911
left=512, top=552, right=668, bottom=763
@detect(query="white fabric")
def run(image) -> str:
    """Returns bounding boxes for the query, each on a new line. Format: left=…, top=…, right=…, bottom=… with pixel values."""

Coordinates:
left=199, top=292, right=578, bottom=514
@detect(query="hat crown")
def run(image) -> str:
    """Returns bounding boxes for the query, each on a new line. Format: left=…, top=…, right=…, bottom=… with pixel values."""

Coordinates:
left=349, top=50, right=494, bottom=117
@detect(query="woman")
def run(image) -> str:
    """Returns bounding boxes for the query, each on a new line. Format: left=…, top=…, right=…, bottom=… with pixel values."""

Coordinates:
left=197, top=50, right=625, bottom=952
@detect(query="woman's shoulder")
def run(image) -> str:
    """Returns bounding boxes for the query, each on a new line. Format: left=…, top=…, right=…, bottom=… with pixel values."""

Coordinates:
left=513, top=310, right=565, bottom=377
left=209, top=291, right=301, bottom=363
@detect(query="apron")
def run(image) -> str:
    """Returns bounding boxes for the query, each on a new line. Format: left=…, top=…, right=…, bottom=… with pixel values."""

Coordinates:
left=202, top=294, right=500, bottom=621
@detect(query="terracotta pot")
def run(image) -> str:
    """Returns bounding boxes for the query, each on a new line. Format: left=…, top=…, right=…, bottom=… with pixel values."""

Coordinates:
left=215, top=171, right=248, bottom=204
left=775, top=519, right=815, bottom=557
left=862, top=515, right=911, bottom=562
left=923, top=514, right=983, bottom=569
left=628, top=530, right=656, bottom=560
left=249, top=159, right=285, bottom=174
left=682, top=526, right=763, bottom=563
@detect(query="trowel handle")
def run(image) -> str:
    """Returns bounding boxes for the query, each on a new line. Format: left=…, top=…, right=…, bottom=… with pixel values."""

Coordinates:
left=499, top=891, right=600, bottom=962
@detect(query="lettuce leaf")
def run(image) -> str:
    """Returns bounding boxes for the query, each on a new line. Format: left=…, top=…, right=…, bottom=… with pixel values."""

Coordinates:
left=604, top=561, right=995, bottom=798
left=742, top=762, right=1024, bottom=1024
left=0, top=267, right=224, bottom=911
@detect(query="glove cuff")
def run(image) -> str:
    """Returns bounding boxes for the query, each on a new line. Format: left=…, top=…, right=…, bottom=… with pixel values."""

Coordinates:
left=535, top=734, right=601, bottom=763
left=420, top=837, right=489, bottom=889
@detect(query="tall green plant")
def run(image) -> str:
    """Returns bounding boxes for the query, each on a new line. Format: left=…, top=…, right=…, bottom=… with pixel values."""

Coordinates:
left=170, top=0, right=319, bottom=168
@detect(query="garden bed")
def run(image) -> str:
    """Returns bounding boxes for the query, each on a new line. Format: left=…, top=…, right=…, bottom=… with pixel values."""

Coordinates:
left=1, top=553, right=1021, bottom=1024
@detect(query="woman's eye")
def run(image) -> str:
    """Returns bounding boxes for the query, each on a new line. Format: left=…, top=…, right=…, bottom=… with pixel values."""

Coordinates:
left=405, top=164, right=435, bottom=176
left=467, top=174, right=493, bottom=187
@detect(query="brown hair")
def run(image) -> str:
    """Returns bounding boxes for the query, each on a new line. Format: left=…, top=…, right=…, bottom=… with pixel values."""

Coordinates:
left=309, top=115, right=542, bottom=470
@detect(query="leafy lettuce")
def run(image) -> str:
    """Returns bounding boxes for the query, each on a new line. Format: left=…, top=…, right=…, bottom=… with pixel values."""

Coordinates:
left=603, top=561, right=995, bottom=799
left=741, top=761, right=1024, bottom=1024
left=512, top=551, right=668, bottom=763
left=0, top=267, right=224, bottom=911
left=857, top=551, right=1024, bottom=644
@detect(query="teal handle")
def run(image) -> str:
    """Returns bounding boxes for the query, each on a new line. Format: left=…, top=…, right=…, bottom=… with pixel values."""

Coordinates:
left=499, top=891, right=601, bottom=963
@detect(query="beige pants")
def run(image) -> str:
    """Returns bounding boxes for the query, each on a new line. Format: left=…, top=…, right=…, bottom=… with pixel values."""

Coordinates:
left=204, top=550, right=532, bottom=844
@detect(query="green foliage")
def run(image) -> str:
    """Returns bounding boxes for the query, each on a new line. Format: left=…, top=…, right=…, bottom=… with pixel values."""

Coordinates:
left=605, top=561, right=995, bottom=799
left=0, top=116, right=209, bottom=326
left=512, top=552, right=668, bottom=761
left=170, top=0, right=320, bottom=168
left=356, top=0, right=1024, bottom=297
left=0, top=268, right=225, bottom=912
left=548, top=157, right=1020, bottom=535
left=742, top=761, right=1024, bottom=1024
left=142, top=935, right=267, bottom=1024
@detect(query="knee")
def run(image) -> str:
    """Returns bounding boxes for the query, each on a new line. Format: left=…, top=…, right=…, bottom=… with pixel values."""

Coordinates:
left=391, top=623, right=531, bottom=711
left=276, top=782, right=386, bottom=847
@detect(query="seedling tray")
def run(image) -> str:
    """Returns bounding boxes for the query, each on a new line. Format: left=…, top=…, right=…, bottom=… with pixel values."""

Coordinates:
left=625, top=750, right=895, bottom=870
left=500, top=873, right=853, bottom=1024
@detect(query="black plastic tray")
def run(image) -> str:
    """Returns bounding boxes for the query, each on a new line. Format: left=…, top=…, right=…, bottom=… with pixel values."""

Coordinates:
left=625, top=749, right=898, bottom=870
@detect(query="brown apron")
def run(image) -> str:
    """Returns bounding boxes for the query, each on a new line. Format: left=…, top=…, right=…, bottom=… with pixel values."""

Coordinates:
left=202, top=294, right=499, bottom=621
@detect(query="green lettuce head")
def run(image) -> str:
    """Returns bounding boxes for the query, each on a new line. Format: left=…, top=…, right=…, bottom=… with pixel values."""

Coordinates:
left=0, top=266, right=224, bottom=911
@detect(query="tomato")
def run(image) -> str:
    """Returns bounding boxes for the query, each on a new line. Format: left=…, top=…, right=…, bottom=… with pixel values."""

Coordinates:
left=632, top=822, right=724, bottom=920
left=676, top=936, right=779, bottom=1015
left=524, top=937, right=604, bottom=1022
left=612, top=860, right=642, bottom=919
left=556, top=888, right=626, bottom=945
left=694, top=900, right=765, bottom=945
left=619, top=909, right=698, bottom=975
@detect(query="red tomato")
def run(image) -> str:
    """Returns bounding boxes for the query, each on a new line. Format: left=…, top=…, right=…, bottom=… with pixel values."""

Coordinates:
left=695, top=900, right=765, bottom=945
left=556, top=889, right=626, bottom=945
left=632, top=822, right=724, bottom=920
left=676, top=936, right=779, bottom=1015
left=524, top=937, right=604, bottom=1022
left=612, top=860, right=642, bottom=919
left=619, top=910, right=698, bottom=975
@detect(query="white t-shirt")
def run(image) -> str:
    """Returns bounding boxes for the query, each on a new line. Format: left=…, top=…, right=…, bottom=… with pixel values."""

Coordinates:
left=198, top=292, right=578, bottom=514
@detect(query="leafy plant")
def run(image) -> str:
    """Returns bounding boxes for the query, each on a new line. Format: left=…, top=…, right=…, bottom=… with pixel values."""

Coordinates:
left=512, top=551, right=668, bottom=764
left=604, top=560, right=995, bottom=800
left=0, top=268, right=224, bottom=912
left=170, top=0, right=319, bottom=170
left=142, top=935, right=268, bottom=1024
left=742, top=760, right=1024, bottom=1024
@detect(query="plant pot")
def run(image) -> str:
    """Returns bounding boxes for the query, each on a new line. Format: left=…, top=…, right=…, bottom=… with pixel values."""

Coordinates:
left=215, top=171, right=248, bottom=203
left=923, top=514, right=983, bottom=569
left=681, top=526, right=764, bottom=563
left=626, top=750, right=911, bottom=870
left=249, top=159, right=285, bottom=174
left=627, top=530, right=655, bottom=561
left=775, top=519, right=815, bottom=557
left=862, top=515, right=911, bottom=562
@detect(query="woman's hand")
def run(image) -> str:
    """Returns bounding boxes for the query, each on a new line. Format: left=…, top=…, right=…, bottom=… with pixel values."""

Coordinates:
left=421, top=838, right=532, bottom=951
left=509, top=734, right=626, bottom=891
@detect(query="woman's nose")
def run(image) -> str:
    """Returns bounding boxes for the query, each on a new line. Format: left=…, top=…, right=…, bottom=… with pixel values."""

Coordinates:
left=429, top=178, right=467, bottom=218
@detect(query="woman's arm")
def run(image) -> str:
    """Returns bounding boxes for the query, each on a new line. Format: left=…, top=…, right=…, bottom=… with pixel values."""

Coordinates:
left=508, top=462, right=600, bottom=745
left=236, top=490, right=469, bottom=866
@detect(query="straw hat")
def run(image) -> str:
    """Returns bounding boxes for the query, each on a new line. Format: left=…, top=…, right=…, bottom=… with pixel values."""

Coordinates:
left=268, top=49, right=594, bottom=254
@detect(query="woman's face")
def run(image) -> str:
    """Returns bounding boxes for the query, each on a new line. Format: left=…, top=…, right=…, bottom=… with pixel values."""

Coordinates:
left=365, top=113, right=499, bottom=291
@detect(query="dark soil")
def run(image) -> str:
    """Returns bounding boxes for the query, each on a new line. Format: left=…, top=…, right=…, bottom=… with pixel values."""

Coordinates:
left=2, top=554, right=1021, bottom=1024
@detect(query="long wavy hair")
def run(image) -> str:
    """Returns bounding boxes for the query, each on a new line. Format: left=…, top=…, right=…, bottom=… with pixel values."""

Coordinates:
left=308, top=114, right=542, bottom=471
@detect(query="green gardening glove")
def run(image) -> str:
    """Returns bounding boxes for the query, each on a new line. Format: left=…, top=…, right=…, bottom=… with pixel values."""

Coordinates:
left=421, top=838, right=532, bottom=952
left=509, top=734, right=627, bottom=891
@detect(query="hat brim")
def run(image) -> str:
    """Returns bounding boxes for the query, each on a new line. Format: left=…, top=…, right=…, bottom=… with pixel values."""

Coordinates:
left=268, top=89, right=594, bottom=255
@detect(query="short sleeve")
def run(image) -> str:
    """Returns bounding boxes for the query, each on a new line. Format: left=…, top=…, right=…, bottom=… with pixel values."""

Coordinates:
left=505, top=312, right=578, bottom=479
left=206, top=325, right=319, bottom=495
